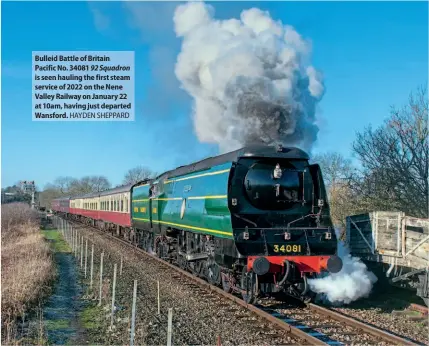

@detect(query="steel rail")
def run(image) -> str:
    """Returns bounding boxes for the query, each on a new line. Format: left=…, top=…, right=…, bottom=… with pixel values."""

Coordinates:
left=308, top=303, right=416, bottom=345
left=63, top=217, right=418, bottom=346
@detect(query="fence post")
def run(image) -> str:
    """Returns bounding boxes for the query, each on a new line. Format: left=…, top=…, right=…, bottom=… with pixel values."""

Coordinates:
left=74, top=229, right=78, bottom=256
left=80, top=236, right=84, bottom=268
left=110, top=264, right=117, bottom=327
left=76, top=233, right=80, bottom=260
left=78, top=235, right=82, bottom=261
left=85, top=239, right=88, bottom=278
left=167, top=308, right=173, bottom=346
left=90, top=244, right=94, bottom=290
left=98, top=252, right=104, bottom=306
left=72, top=227, right=75, bottom=252
left=130, top=280, right=138, bottom=346
left=120, top=256, right=123, bottom=276
left=157, top=280, right=160, bottom=315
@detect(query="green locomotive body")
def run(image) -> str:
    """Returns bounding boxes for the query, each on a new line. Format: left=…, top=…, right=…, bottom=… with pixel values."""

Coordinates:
left=132, top=161, right=234, bottom=240
left=130, top=145, right=342, bottom=303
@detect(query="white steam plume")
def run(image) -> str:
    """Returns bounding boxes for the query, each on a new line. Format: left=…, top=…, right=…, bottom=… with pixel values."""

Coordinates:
left=308, top=230, right=378, bottom=305
left=173, top=2, right=324, bottom=153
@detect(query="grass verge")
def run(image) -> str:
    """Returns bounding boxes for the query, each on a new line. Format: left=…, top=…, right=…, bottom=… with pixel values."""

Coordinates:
left=42, top=229, right=71, bottom=253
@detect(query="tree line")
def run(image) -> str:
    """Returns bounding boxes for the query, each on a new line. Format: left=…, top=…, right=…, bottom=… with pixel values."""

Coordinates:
left=36, top=166, right=157, bottom=209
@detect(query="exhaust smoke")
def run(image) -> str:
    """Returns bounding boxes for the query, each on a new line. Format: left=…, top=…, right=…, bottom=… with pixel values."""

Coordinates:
left=173, top=2, right=324, bottom=153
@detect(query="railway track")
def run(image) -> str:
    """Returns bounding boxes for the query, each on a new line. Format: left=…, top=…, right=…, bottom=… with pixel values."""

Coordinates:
left=61, top=217, right=420, bottom=346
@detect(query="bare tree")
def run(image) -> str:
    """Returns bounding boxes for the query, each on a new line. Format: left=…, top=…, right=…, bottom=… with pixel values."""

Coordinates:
left=38, top=186, right=62, bottom=208
left=53, top=177, right=77, bottom=194
left=311, top=152, right=354, bottom=189
left=352, top=86, right=428, bottom=218
left=122, top=166, right=156, bottom=185
left=88, top=176, right=111, bottom=192
left=311, top=152, right=359, bottom=230
left=39, top=175, right=111, bottom=208
left=70, top=176, right=111, bottom=194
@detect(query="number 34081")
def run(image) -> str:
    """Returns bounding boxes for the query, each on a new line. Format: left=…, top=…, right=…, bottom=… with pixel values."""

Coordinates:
left=273, top=244, right=302, bottom=253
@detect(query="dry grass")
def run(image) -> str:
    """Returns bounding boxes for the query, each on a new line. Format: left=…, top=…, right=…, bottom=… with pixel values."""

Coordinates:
left=1, top=203, right=54, bottom=343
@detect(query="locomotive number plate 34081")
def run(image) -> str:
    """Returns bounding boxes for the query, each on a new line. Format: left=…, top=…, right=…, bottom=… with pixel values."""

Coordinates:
left=273, top=244, right=302, bottom=253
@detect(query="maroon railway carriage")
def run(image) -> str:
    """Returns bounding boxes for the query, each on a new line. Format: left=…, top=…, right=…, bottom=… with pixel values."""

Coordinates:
left=63, top=184, right=134, bottom=238
left=51, top=197, right=70, bottom=214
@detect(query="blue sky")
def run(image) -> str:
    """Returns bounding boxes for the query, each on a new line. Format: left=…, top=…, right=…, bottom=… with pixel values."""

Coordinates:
left=1, top=1, right=427, bottom=190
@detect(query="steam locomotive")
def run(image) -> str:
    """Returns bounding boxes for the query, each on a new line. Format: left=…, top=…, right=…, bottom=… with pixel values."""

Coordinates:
left=53, top=145, right=342, bottom=303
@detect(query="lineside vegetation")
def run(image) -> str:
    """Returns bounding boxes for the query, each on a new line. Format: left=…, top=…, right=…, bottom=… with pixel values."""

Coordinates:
left=1, top=203, right=54, bottom=344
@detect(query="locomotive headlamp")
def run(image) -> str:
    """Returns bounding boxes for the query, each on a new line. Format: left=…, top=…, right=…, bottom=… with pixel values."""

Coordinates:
left=273, top=164, right=282, bottom=179
left=324, top=232, right=332, bottom=240
left=243, top=231, right=249, bottom=240
left=284, top=232, right=291, bottom=240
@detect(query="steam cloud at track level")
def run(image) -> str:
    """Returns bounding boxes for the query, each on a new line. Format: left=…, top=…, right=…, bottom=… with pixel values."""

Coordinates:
left=308, top=230, right=378, bottom=305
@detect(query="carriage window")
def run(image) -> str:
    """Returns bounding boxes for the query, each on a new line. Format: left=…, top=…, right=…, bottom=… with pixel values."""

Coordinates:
left=121, top=200, right=123, bottom=212
left=125, top=198, right=128, bottom=212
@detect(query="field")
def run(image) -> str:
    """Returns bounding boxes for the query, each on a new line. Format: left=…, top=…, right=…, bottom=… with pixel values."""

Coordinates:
left=1, top=203, right=54, bottom=344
